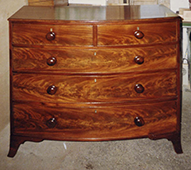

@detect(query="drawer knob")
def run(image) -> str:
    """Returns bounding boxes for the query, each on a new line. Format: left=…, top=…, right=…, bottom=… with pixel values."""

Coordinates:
left=134, top=117, right=145, bottom=127
left=46, top=117, right=57, bottom=128
left=46, top=32, right=55, bottom=41
left=134, top=84, right=144, bottom=93
left=134, top=30, right=144, bottom=39
left=47, top=57, right=57, bottom=66
left=134, top=56, right=144, bottom=65
left=47, top=85, right=57, bottom=95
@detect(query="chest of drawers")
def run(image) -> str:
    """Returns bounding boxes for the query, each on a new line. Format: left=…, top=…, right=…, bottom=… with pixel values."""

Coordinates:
left=8, top=5, right=183, bottom=157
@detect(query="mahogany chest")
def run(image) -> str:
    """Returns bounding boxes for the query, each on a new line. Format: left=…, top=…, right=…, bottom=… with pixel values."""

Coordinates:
left=8, top=5, right=183, bottom=157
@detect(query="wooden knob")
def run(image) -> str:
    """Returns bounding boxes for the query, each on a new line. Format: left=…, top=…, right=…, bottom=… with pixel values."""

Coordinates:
left=134, top=84, right=144, bottom=93
left=134, top=56, right=144, bottom=65
left=46, top=118, right=57, bottom=128
left=46, top=32, right=55, bottom=41
left=47, top=85, right=57, bottom=95
left=134, top=30, right=144, bottom=39
left=134, top=117, right=145, bottom=127
left=47, top=57, right=57, bottom=66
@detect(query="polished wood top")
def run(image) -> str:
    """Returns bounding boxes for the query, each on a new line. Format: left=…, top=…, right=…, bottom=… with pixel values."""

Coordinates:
left=9, top=5, right=179, bottom=23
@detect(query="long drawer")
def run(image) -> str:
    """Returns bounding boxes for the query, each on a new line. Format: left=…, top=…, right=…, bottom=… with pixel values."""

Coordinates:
left=12, top=100, right=178, bottom=140
left=12, top=71, right=177, bottom=103
left=12, top=45, right=177, bottom=73
left=12, top=23, right=93, bottom=46
left=98, top=22, right=177, bottom=46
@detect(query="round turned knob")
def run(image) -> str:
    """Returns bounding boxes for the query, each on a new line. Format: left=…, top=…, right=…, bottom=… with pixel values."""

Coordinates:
left=134, top=30, right=144, bottom=39
left=134, top=84, right=144, bottom=93
left=46, top=117, right=57, bottom=128
left=134, top=56, right=144, bottom=65
left=46, top=32, right=55, bottom=41
left=47, top=57, right=57, bottom=66
left=134, top=117, right=145, bottom=127
left=47, top=85, right=57, bottom=95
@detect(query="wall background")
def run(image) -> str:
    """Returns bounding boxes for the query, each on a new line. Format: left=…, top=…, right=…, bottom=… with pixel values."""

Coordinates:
left=170, top=0, right=188, bottom=12
left=170, top=0, right=190, bottom=86
left=0, top=0, right=27, bottom=131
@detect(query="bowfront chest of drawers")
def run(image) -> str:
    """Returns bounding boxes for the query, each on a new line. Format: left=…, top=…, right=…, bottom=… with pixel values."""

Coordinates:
left=8, top=5, right=183, bottom=157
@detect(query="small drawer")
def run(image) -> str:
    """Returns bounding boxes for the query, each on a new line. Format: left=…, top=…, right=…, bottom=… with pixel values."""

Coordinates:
left=13, top=100, right=177, bottom=139
left=12, top=45, right=177, bottom=73
left=12, top=23, right=93, bottom=46
left=98, top=22, right=177, bottom=46
left=12, top=71, right=177, bottom=103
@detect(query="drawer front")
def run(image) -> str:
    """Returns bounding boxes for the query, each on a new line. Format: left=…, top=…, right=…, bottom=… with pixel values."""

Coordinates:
left=13, top=101, right=177, bottom=139
left=12, top=45, right=177, bottom=73
left=98, top=22, right=177, bottom=46
left=12, top=71, right=177, bottom=103
left=12, top=23, right=93, bottom=46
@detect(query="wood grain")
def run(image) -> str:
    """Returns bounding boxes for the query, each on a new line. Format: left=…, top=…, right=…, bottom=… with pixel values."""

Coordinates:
left=8, top=5, right=182, bottom=156
left=98, top=22, right=177, bottom=46
left=12, top=23, right=93, bottom=46
left=12, top=45, right=177, bottom=73
left=12, top=71, right=177, bottom=103
left=12, top=100, right=177, bottom=139
left=28, top=0, right=54, bottom=6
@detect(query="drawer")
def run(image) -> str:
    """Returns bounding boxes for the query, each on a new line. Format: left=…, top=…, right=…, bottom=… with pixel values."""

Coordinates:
left=12, top=45, right=177, bottom=73
left=12, top=23, right=93, bottom=46
left=13, top=100, right=177, bottom=139
left=12, top=71, right=177, bottom=103
left=98, top=22, right=177, bottom=46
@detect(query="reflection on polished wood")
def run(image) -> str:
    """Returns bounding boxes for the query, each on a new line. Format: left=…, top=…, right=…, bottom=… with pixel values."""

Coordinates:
left=9, top=5, right=178, bottom=21
left=28, top=0, right=54, bottom=6
left=28, top=0, right=68, bottom=6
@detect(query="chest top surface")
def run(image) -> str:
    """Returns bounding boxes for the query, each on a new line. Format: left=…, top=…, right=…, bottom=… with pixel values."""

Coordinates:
left=9, top=5, right=179, bottom=23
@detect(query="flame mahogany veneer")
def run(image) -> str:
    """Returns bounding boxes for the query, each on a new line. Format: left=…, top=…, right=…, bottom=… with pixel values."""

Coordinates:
left=8, top=5, right=183, bottom=157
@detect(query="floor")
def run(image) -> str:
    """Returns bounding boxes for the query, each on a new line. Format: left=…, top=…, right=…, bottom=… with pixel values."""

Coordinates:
left=0, top=87, right=191, bottom=170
